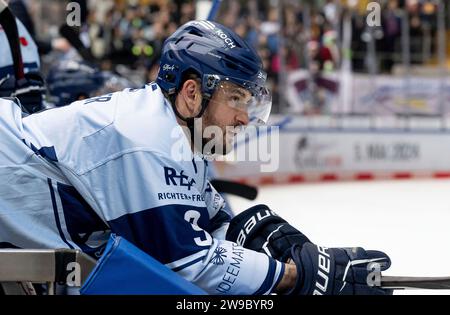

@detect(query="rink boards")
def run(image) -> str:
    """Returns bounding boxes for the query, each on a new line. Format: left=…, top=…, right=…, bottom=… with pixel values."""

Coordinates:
left=215, top=115, right=450, bottom=185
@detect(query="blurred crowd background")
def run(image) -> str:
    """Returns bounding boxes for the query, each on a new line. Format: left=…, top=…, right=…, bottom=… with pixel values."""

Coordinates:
left=10, top=0, right=450, bottom=115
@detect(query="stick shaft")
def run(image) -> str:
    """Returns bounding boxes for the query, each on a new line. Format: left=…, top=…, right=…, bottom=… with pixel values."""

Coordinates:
left=207, top=0, right=222, bottom=21
left=381, top=276, right=450, bottom=290
left=210, top=179, right=258, bottom=200
left=0, top=6, right=25, bottom=80
left=0, top=0, right=7, bottom=13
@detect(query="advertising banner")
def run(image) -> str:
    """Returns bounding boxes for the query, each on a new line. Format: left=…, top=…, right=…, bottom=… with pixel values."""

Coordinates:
left=214, top=115, right=450, bottom=184
left=286, top=70, right=450, bottom=115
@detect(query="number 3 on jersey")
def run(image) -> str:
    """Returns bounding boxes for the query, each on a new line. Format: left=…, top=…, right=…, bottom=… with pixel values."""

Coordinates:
left=184, top=210, right=212, bottom=247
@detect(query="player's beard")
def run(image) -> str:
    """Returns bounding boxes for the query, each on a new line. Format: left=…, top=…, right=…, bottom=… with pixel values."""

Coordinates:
left=195, top=115, right=237, bottom=157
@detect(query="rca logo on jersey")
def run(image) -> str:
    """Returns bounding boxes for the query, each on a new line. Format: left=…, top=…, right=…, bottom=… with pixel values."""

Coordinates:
left=164, top=166, right=196, bottom=190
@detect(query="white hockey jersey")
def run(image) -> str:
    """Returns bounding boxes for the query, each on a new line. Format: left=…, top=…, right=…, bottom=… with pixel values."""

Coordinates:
left=0, top=83, right=283, bottom=295
left=0, top=17, right=40, bottom=78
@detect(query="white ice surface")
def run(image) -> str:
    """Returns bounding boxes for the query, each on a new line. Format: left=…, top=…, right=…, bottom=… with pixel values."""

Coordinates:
left=227, top=179, right=450, bottom=295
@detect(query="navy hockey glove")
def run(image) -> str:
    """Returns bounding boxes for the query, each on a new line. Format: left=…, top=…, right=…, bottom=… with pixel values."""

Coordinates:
left=226, top=204, right=311, bottom=261
left=288, top=243, right=392, bottom=295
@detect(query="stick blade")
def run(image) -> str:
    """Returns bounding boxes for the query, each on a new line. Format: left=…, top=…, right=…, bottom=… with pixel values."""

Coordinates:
left=381, top=276, right=450, bottom=290
left=210, top=179, right=258, bottom=200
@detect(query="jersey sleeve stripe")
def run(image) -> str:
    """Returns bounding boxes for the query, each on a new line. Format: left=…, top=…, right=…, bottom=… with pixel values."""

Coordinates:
left=253, top=257, right=278, bottom=295
left=172, top=255, right=208, bottom=273
left=270, top=262, right=285, bottom=294
left=47, top=178, right=74, bottom=249
left=165, top=249, right=209, bottom=269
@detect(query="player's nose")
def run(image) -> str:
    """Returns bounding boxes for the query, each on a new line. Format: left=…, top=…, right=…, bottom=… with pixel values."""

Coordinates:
left=236, top=111, right=249, bottom=126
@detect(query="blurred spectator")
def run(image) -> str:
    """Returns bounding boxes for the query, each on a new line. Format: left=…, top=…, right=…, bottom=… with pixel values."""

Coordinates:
left=380, top=0, right=401, bottom=72
left=25, top=0, right=450, bottom=115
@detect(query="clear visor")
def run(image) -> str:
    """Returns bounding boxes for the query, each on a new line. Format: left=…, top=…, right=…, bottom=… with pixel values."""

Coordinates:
left=206, top=77, right=272, bottom=126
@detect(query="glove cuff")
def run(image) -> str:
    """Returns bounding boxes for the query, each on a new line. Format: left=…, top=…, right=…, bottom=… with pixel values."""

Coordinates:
left=284, top=244, right=305, bottom=295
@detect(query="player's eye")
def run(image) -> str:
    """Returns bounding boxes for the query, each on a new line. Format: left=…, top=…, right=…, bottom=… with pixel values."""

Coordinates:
left=231, top=95, right=241, bottom=102
left=230, top=97, right=248, bottom=111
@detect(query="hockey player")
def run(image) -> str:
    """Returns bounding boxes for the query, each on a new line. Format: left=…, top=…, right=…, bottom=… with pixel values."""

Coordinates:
left=46, top=59, right=136, bottom=107
left=0, top=2, right=46, bottom=114
left=0, top=20, right=391, bottom=295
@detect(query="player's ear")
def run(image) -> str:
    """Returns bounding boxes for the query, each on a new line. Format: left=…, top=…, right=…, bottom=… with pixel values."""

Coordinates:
left=180, top=79, right=202, bottom=117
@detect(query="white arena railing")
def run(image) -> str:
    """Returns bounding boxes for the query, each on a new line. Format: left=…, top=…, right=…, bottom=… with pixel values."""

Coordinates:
left=0, top=249, right=96, bottom=295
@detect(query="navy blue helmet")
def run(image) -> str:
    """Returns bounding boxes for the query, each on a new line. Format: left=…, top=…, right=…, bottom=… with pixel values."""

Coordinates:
left=156, top=20, right=271, bottom=125
left=46, top=60, right=133, bottom=107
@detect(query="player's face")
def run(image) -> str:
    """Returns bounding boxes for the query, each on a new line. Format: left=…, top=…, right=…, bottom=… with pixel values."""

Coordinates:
left=201, top=81, right=251, bottom=155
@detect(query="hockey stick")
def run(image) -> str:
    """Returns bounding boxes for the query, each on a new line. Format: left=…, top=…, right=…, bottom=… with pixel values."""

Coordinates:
left=59, top=23, right=97, bottom=64
left=0, top=0, right=25, bottom=81
left=381, top=275, right=450, bottom=290
left=207, top=0, right=223, bottom=21
left=210, top=179, right=258, bottom=200
left=0, top=0, right=46, bottom=114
